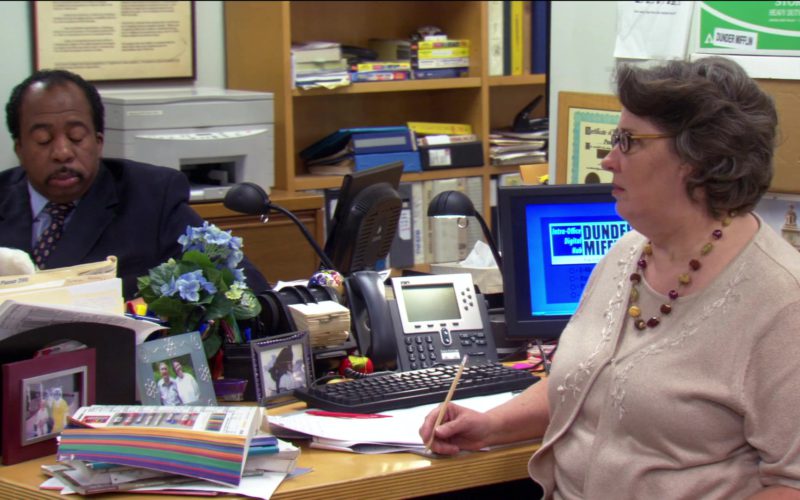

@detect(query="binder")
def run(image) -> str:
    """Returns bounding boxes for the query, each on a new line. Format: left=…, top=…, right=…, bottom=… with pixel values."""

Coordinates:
left=419, top=141, right=484, bottom=170
left=532, top=0, right=550, bottom=74
left=354, top=150, right=422, bottom=173
left=350, top=128, right=415, bottom=154
left=387, top=183, right=415, bottom=269
left=300, top=126, right=413, bottom=162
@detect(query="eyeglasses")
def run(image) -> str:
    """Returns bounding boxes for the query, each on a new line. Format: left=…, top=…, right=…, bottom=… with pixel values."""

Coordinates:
left=610, top=129, right=672, bottom=154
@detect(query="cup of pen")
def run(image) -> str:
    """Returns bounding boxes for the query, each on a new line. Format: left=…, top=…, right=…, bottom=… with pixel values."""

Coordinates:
left=213, top=378, right=248, bottom=402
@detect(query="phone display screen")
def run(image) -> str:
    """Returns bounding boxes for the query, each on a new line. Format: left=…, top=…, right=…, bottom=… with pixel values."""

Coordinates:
left=401, top=284, right=461, bottom=322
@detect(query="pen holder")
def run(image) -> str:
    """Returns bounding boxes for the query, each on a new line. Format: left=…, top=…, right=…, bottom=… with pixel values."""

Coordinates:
left=213, top=378, right=249, bottom=402
left=221, top=343, right=258, bottom=402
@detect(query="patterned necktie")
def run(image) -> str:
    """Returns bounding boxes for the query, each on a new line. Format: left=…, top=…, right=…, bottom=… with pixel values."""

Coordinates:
left=33, top=202, right=75, bottom=269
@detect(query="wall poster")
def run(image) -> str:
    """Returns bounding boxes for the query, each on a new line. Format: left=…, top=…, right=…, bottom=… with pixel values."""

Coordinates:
left=32, top=1, right=195, bottom=82
left=697, top=1, right=800, bottom=56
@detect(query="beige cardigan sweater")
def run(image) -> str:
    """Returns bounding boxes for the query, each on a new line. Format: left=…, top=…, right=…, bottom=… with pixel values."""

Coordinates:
left=529, top=216, right=800, bottom=499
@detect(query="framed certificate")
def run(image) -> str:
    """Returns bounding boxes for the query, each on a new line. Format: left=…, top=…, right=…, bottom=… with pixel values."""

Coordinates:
left=32, top=0, right=195, bottom=82
left=556, top=92, right=621, bottom=185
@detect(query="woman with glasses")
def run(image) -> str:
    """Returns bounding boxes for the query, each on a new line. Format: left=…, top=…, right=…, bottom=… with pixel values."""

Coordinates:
left=420, top=56, right=800, bottom=499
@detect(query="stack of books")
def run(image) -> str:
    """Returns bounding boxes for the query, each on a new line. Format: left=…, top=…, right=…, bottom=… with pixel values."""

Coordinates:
left=410, top=38, right=470, bottom=80
left=44, top=405, right=300, bottom=495
left=301, top=126, right=421, bottom=174
left=349, top=60, right=411, bottom=82
left=292, top=41, right=350, bottom=89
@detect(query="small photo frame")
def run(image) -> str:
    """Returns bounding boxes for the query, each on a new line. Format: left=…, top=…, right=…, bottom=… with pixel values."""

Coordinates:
left=2, top=348, right=96, bottom=466
left=251, top=331, right=314, bottom=406
left=136, top=332, right=216, bottom=406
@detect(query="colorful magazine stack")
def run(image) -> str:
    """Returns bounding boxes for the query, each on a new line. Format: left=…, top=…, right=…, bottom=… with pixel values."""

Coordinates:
left=57, top=405, right=265, bottom=487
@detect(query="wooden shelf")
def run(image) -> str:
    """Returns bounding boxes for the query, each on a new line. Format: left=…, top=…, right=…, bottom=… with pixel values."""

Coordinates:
left=292, top=77, right=483, bottom=97
left=488, top=74, right=547, bottom=87
left=224, top=0, right=548, bottom=271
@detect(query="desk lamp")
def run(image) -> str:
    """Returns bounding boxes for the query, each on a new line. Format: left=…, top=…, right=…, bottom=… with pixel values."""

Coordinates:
left=224, top=182, right=337, bottom=271
left=427, top=190, right=502, bottom=270
left=428, top=190, right=540, bottom=362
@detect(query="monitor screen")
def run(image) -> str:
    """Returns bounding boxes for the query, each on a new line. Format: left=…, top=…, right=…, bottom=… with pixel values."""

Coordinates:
left=323, top=162, right=404, bottom=276
left=497, top=183, right=630, bottom=340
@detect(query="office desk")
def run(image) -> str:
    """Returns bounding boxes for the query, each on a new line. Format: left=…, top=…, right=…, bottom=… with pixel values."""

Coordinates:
left=0, top=402, right=540, bottom=499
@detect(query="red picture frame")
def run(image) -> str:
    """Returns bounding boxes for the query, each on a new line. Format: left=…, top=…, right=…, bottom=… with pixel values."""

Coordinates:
left=1, top=348, right=96, bottom=465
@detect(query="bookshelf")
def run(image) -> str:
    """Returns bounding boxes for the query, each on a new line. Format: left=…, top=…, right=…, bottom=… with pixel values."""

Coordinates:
left=224, top=0, right=547, bottom=227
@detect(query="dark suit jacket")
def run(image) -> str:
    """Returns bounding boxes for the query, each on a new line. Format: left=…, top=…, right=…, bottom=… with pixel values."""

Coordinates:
left=0, top=158, right=270, bottom=299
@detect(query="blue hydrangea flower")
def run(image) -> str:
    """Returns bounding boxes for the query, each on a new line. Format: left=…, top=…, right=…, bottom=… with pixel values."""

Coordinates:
left=174, top=270, right=217, bottom=302
left=160, top=277, right=179, bottom=297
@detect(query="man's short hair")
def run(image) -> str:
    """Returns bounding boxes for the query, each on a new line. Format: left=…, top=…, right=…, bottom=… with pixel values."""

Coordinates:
left=5, top=69, right=105, bottom=140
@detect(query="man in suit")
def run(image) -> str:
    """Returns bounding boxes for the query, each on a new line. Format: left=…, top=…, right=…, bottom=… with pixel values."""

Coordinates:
left=0, top=69, right=270, bottom=299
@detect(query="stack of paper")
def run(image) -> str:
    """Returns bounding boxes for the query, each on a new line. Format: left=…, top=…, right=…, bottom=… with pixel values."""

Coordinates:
left=287, top=301, right=350, bottom=348
left=292, top=41, right=350, bottom=89
left=489, top=127, right=548, bottom=166
left=245, top=434, right=301, bottom=473
left=268, top=392, right=518, bottom=455
left=40, top=464, right=286, bottom=498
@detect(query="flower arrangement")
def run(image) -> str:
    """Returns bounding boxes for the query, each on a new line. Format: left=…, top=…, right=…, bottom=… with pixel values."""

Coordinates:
left=137, top=222, right=262, bottom=359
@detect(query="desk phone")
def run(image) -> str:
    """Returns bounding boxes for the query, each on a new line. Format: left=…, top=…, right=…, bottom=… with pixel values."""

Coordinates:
left=388, top=273, right=498, bottom=371
left=346, top=271, right=498, bottom=371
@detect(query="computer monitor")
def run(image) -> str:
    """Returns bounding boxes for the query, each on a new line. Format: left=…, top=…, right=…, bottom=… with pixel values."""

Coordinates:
left=497, top=183, right=630, bottom=340
left=323, top=162, right=404, bottom=276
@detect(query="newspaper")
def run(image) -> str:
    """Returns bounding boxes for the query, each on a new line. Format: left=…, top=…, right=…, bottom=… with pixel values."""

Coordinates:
left=0, top=300, right=164, bottom=345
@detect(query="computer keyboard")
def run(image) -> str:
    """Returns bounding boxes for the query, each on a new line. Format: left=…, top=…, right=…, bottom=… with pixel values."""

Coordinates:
left=294, top=363, right=540, bottom=413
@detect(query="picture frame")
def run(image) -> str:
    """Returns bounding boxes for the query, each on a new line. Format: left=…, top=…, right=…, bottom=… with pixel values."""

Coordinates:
left=251, top=331, right=314, bottom=406
left=556, top=91, right=622, bottom=185
left=31, top=0, right=196, bottom=82
left=136, top=331, right=216, bottom=406
left=1, top=348, right=96, bottom=466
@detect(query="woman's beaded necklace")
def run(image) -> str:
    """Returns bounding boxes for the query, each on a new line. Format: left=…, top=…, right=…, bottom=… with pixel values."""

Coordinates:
left=628, top=214, right=734, bottom=330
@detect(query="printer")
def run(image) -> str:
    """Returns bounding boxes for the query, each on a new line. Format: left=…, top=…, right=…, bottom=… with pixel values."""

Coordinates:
left=101, top=88, right=274, bottom=201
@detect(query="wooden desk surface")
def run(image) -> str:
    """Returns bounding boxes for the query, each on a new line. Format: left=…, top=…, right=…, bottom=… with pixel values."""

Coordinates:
left=0, top=402, right=539, bottom=500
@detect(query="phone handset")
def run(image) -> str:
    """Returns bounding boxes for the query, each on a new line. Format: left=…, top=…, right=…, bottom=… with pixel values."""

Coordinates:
left=344, top=270, right=398, bottom=371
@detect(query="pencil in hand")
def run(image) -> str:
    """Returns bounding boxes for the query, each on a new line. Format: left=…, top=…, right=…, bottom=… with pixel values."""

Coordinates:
left=426, top=354, right=469, bottom=451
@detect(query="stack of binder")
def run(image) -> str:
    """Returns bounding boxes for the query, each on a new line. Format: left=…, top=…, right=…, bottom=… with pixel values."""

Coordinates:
left=301, top=126, right=421, bottom=174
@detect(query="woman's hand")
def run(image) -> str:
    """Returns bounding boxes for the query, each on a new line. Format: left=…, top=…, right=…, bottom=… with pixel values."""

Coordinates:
left=419, top=403, right=495, bottom=455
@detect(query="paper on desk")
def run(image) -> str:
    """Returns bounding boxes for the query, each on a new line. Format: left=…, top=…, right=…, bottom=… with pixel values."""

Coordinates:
left=268, top=392, right=517, bottom=449
left=134, top=472, right=286, bottom=500
left=41, top=472, right=287, bottom=500
left=0, top=300, right=165, bottom=345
